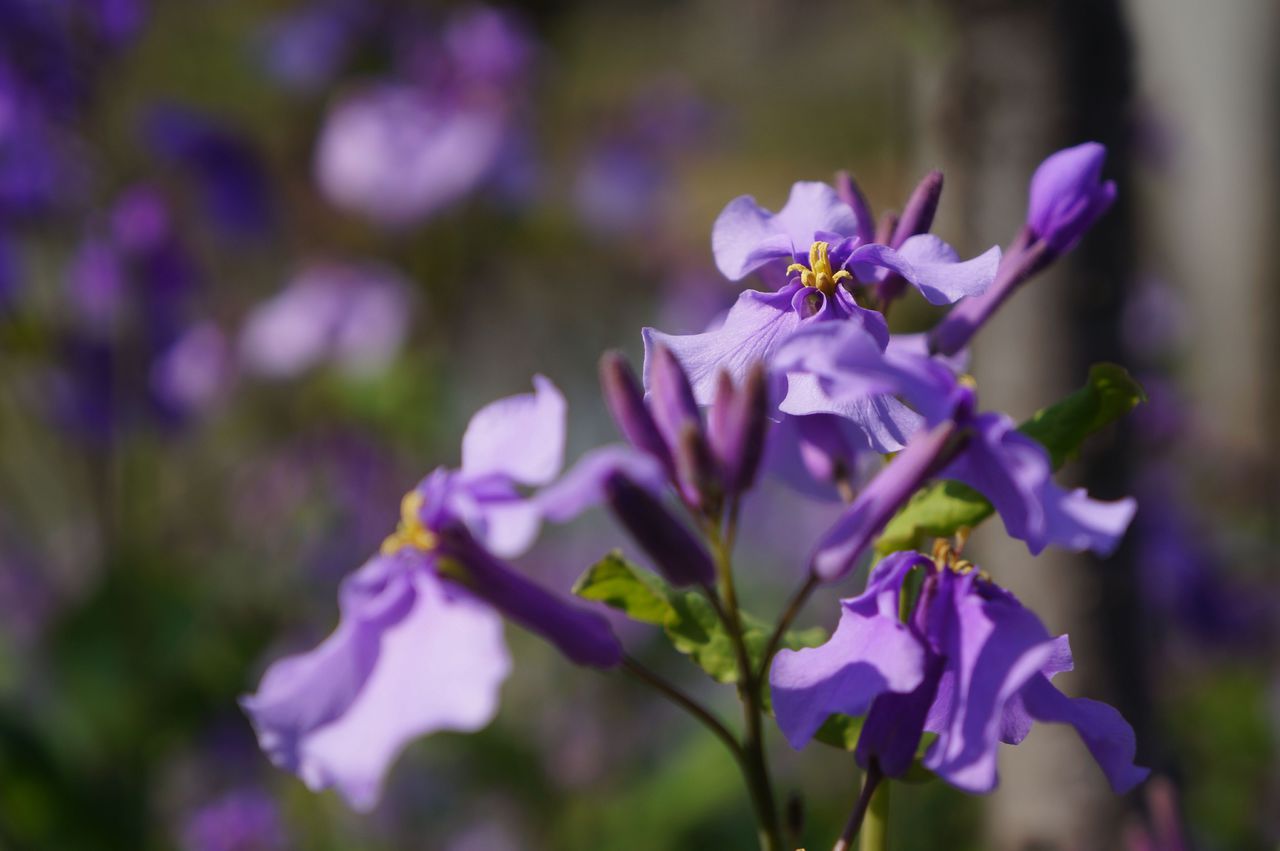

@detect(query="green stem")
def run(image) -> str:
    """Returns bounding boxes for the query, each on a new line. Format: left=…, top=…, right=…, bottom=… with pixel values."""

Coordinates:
left=861, top=777, right=889, bottom=851
left=707, top=515, right=782, bottom=851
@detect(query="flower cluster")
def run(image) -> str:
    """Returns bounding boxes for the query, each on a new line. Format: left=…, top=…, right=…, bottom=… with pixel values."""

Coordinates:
left=244, top=142, right=1146, bottom=848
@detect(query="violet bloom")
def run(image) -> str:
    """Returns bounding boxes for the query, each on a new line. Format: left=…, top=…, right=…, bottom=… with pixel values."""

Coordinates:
left=771, top=551, right=1148, bottom=794
left=258, top=0, right=366, bottom=92
left=930, top=142, right=1116, bottom=356
left=242, top=377, right=622, bottom=811
left=239, top=262, right=412, bottom=380
left=775, top=322, right=1135, bottom=579
left=646, top=181, right=998, bottom=446
left=150, top=321, right=232, bottom=415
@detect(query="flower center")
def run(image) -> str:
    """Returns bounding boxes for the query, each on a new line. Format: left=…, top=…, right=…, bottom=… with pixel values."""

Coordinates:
left=381, top=490, right=438, bottom=555
left=787, top=241, right=852, bottom=296
left=931, top=537, right=990, bottom=580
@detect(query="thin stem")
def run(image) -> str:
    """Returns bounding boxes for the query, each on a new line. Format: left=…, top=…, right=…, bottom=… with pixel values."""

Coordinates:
left=861, top=775, right=890, bottom=851
left=622, top=655, right=742, bottom=760
left=832, top=763, right=885, bottom=851
left=756, top=574, right=817, bottom=682
left=707, top=516, right=782, bottom=851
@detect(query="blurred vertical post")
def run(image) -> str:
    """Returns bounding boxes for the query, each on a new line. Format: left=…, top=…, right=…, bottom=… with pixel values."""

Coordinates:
left=909, top=0, right=1140, bottom=846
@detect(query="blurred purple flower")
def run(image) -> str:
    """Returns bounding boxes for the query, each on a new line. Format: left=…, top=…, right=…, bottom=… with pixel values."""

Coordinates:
left=150, top=321, right=232, bottom=416
left=440, top=5, right=535, bottom=88
left=772, top=551, right=1148, bottom=794
left=243, top=378, right=621, bottom=810
left=146, top=105, right=273, bottom=238
left=1123, top=277, right=1187, bottom=360
left=315, top=82, right=511, bottom=225
left=258, top=0, right=366, bottom=92
left=572, top=139, right=667, bottom=237
left=181, top=787, right=286, bottom=851
left=239, top=262, right=412, bottom=380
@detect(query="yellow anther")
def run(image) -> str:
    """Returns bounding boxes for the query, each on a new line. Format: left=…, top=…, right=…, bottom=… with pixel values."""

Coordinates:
left=787, top=241, right=851, bottom=296
left=380, top=490, right=438, bottom=555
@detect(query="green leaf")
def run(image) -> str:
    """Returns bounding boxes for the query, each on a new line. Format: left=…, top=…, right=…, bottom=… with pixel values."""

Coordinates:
left=573, top=553, right=827, bottom=685
left=875, top=363, right=1144, bottom=555
left=813, top=713, right=864, bottom=750
left=572, top=551, right=674, bottom=626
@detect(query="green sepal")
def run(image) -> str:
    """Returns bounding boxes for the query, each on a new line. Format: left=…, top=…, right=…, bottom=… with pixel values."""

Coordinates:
left=874, top=363, right=1145, bottom=556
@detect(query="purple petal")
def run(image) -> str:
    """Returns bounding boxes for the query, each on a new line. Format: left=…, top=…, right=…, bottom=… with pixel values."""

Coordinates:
left=536, top=445, right=668, bottom=522
left=942, top=413, right=1137, bottom=556
left=241, top=555, right=510, bottom=811
left=710, top=181, right=860, bottom=280
left=921, top=572, right=1061, bottom=793
left=711, top=195, right=794, bottom=280
left=1019, top=673, right=1149, bottom=793
left=461, top=375, right=566, bottom=487
left=771, top=553, right=930, bottom=748
left=643, top=285, right=802, bottom=404
left=850, top=237, right=1001, bottom=306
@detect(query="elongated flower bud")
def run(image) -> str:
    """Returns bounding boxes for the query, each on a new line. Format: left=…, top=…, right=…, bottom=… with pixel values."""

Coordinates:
left=708, top=364, right=768, bottom=493
left=811, top=421, right=966, bottom=583
left=1027, top=142, right=1116, bottom=254
left=835, top=170, right=876, bottom=246
left=599, top=351, right=673, bottom=472
left=438, top=528, right=623, bottom=668
left=603, top=472, right=715, bottom=587
left=648, top=344, right=702, bottom=452
left=890, top=170, right=944, bottom=248
left=674, top=422, right=722, bottom=513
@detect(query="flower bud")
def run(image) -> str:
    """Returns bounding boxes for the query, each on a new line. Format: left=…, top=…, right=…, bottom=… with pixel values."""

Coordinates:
left=1027, top=142, right=1116, bottom=254
left=599, top=351, right=673, bottom=472
left=438, top=528, right=623, bottom=668
left=890, top=170, right=944, bottom=248
left=708, top=364, right=769, bottom=493
left=835, top=170, right=876, bottom=245
left=603, top=472, right=715, bottom=587
left=648, top=344, right=702, bottom=452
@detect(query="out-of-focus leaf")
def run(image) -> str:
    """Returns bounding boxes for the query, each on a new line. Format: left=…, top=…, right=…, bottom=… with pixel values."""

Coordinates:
left=572, top=551, right=673, bottom=626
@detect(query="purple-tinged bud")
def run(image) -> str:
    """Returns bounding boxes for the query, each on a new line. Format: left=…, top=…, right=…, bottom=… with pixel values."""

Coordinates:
left=438, top=529, right=623, bottom=668
left=890, top=170, right=944, bottom=249
left=708, top=365, right=769, bottom=493
left=874, top=211, right=899, bottom=246
left=835, top=170, right=877, bottom=245
left=1027, top=142, right=1116, bottom=255
left=600, top=351, right=673, bottom=472
left=648, top=344, right=702, bottom=452
left=603, top=472, right=716, bottom=587
left=811, top=421, right=966, bottom=583
left=674, top=422, right=722, bottom=513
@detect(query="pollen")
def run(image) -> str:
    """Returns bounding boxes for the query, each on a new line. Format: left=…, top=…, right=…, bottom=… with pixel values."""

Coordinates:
left=786, top=240, right=852, bottom=296
left=380, top=490, right=438, bottom=555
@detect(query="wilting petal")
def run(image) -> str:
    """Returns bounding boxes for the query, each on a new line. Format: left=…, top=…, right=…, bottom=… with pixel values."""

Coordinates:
left=241, top=555, right=510, bottom=811
left=536, top=445, right=668, bottom=522
left=643, top=284, right=801, bottom=404
left=850, top=237, right=1001, bottom=306
left=771, top=553, right=930, bottom=748
left=942, top=413, right=1136, bottom=556
left=461, top=375, right=566, bottom=487
left=921, top=572, right=1061, bottom=793
left=1019, top=674, right=1148, bottom=793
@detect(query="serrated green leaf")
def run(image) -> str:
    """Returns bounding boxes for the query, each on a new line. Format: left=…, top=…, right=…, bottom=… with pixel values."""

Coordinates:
left=875, top=363, right=1145, bottom=556
left=572, top=551, right=674, bottom=626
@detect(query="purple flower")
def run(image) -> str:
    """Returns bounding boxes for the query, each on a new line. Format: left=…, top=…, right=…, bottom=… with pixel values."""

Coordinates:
left=258, top=0, right=366, bottom=92
left=150, top=321, right=232, bottom=415
left=239, top=262, right=413, bottom=380
left=243, top=378, right=622, bottom=811
left=314, top=82, right=511, bottom=226
left=181, top=787, right=286, bottom=851
left=771, top=552, right=1149, bottom=794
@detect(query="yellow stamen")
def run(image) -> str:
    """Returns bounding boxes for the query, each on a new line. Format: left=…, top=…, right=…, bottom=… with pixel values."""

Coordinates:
left=788, top=241, right=852, bottom=296
left=380, top=490, right=438, bottom=555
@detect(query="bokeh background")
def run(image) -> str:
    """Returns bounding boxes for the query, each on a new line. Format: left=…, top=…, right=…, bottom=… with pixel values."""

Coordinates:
left=0, top=0, right=1276, bottom=849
